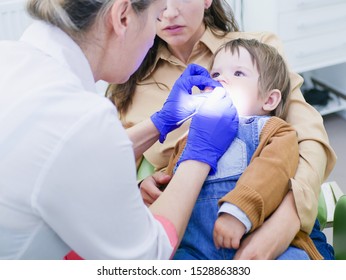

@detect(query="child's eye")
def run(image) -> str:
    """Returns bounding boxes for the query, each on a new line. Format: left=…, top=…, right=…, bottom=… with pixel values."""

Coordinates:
left=211, top=72, right=220, bottom=78
left=234, top=71, right=245, bottom=77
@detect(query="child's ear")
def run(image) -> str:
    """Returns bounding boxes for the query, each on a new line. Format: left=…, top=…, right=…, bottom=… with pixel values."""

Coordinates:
left=262, top=89, right=282, bottom=112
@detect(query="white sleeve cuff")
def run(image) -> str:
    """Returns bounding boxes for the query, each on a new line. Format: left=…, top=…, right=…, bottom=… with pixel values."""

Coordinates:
left=218, top=202, right=252, bottom=233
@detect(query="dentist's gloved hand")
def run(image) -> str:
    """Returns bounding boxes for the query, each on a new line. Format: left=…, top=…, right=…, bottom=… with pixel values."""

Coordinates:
left=177, top=87, right=239, bottom=175
left=151, top=64, right=220, bottom=143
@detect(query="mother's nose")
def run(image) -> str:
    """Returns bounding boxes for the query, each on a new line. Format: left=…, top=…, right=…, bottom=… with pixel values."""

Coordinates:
left=162, top=1, right=180, bottom=19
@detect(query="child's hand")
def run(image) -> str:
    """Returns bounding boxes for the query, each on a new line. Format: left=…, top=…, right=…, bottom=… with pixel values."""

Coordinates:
left=213, top=213, right=246, bottom=250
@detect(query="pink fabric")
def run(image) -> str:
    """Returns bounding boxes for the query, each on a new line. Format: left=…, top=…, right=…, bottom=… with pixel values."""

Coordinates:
left=64, top=250, right=82, bottom=260
left=64, top=251, right=83, bottom=260
left=154, top=214, right=178, bottom=259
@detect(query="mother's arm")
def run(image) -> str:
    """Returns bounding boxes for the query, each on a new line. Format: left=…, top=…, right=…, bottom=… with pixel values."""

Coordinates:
left=234, top=191, right=300, bottom=259
left=284, top=70, right=336, bottom=232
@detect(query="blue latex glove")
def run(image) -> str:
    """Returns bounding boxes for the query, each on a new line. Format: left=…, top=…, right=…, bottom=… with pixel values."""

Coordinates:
left=177, top=87, right=239, bottom=175
left=151, top=64, right=221, bottom=143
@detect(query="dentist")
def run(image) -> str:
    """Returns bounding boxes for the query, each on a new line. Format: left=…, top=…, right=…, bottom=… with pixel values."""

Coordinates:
left=0, top=0, right=238, bottom=259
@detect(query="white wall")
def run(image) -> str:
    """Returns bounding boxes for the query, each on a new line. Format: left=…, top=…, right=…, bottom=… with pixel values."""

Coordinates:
left=0, top=0, right=32, bottom=40
left=225, top=0, right=244, bottom=30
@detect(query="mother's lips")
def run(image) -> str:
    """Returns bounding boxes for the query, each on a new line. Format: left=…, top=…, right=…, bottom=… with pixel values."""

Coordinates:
left=164, top=25, right=182, bottom=30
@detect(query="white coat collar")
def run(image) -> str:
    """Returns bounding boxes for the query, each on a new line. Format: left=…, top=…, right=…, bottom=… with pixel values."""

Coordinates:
left=20, top=20, right=97, bottom=93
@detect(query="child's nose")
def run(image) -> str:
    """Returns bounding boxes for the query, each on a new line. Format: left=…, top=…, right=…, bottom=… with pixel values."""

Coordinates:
left=214, top=75, right=226, bottom=84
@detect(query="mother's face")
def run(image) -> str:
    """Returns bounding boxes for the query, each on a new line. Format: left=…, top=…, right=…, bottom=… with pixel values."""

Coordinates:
left=156, top=0, right=212, bottom=48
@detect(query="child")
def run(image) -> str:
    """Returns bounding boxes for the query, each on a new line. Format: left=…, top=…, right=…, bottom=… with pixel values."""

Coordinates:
left=166, top=38, right=322, bottom=260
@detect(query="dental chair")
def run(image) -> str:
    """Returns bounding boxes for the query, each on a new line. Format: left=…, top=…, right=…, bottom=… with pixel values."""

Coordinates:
left=318, top=181, right=346, bottom=260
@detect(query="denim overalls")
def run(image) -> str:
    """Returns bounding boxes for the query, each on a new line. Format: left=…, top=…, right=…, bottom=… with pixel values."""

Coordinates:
left=173, top=116, right=309, bottom=260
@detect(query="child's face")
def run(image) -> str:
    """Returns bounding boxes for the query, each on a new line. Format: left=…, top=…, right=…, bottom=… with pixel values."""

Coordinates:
left=210, top=47, right=266, bottom=116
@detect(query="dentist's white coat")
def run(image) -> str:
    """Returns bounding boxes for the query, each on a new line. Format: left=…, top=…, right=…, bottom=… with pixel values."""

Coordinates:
left=0, top=21, right=174, bottom=260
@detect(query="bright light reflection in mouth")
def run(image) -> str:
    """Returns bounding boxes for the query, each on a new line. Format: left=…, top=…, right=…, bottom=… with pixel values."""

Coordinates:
left=216, top=87, right=234, bottom=105
left=196, top=87, right=233, bottom=119
left=198, top=87, right=234, bottom=105
left=176, top=87, right=228, bottom=125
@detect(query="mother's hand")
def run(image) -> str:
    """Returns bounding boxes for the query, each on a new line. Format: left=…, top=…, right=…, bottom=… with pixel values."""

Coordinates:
left=233, top=220, right=286, bottom=259
left=234, top=191, right=300, bottom=260
left=139, top=171, right=171, bottom=206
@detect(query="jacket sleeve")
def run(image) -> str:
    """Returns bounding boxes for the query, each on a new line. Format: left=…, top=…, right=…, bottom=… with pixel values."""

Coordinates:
left=218, top=117, right=299, bottom=232
left=252, top=32, right=337, bottom=233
